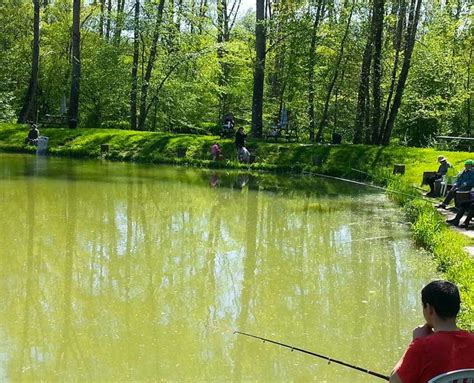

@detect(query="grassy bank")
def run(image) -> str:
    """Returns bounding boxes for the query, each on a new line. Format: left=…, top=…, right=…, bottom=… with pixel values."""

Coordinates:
left=1, top=123, right=473, bottom=328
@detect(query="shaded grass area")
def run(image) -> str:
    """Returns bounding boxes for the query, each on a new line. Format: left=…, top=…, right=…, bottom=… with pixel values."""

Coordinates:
left=1, top=123, right=473, bottom=328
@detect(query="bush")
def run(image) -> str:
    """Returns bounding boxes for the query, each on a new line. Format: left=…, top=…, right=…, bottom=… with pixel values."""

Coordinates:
left=101, top=120, right=130, bottom=130
left=0, top=91, right=16, bottom=122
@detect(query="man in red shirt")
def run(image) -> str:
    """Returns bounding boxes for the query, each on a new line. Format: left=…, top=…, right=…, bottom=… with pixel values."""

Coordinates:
left=390, top=280, right=474, bottom=383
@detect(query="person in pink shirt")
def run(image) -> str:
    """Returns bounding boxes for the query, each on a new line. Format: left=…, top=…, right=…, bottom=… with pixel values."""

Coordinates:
left=211, top=142, right=222, bottom=161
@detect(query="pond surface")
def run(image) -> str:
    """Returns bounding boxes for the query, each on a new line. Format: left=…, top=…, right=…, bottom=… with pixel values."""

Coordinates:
left=0, top=153, right=436, bottom=382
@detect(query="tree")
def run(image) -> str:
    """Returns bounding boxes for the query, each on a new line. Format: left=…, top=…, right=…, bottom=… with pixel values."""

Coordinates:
left=381, top=0, right=422, bottom=145
left=18, top=0, right=40, bottom=124
left=307, top=0, right=326, bottom=142
left=467, top=46, right=472, bottom=136
left=370, top=0, right=384, bottom=143
left=251, top=0, right=266, bottom=138
left=69, top=0, right=81, bottom=129
left=353, top=17, right=373, bottom=144
left=130, top=0, right=140, bottom=130
left=137, top=0, right=166, bottom=131
left=379, top=0, right=406, bottom=142
left=315, top=0, right=354, bottom=142
left=113, top=0, right=126, bottom=45
left=216, top=0, right=241, bottom=121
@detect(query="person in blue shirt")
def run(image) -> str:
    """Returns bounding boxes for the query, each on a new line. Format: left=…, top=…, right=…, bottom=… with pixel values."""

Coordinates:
left=437, top=160, right=474, bottom=209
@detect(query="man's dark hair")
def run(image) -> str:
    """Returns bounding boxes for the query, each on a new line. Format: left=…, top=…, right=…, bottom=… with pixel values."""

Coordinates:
left=421, top=280, right=460, bottom=319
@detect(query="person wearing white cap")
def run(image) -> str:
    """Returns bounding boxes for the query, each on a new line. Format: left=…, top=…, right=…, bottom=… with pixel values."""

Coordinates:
left=425, top=156, right=451, bottom=196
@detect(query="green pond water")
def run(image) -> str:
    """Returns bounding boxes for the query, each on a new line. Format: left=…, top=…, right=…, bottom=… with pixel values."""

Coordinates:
left=0, top=153, right=437, bottom=382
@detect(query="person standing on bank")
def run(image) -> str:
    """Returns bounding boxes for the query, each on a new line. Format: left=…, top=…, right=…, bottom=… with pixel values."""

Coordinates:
left=235, top=127, right=247, bottom=149
left=437, top=160, right=474, bottom=209
left=425, top=156, right=451, bottom=196
left=235, top=127, right=250, bottom=163
left=389, top=280, right=474, bottom=383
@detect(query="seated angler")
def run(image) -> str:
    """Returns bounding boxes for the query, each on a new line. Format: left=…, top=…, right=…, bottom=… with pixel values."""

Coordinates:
left=423, top=156, right=451, bottom=197
left=437, top=159, right=474, bottom=209
left=390, top=280, right=474, bottom=383
left=446, top=196, right=474, bottom=228
left=24, top=123, right=39, bottom=146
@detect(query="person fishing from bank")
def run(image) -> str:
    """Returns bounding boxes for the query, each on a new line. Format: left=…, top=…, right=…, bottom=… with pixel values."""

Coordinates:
left=235, top=127, right=247, bottom=149
left=235, top=127, right=250, bottom=163
left=446, top=194, right=474, bottom=228
left=24, top=123, right=39, bottom=146
left=437, top=159, right=474, bottom=209
left=389, top=280, right=474, bottom=383
left=210, top=142, right=223, bottom=161
left=423, top=156, right=451, bottom=197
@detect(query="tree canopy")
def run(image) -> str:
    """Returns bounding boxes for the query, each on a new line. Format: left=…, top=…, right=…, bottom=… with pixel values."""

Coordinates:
left=0, top=0, right=471, bottom=145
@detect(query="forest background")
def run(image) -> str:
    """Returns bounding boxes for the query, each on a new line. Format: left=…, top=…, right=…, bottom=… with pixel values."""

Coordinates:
left=0, top=0, right=472, bottom=145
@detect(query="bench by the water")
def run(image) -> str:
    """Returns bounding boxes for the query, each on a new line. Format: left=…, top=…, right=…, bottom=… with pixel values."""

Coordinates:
left=436, top=136, right=474, bottom=152
left=41, top=114, right=68, bottom=127
left=264, top=109, right=298, bottom=142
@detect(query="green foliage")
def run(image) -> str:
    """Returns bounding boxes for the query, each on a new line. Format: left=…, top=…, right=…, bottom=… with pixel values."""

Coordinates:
left=81, top=39, right=130, bottom=127
left=1, top=0, right=471, bottom=142
left=396, top=10, right=472, bottom=144
left=0, top=90, right=16, bottom=122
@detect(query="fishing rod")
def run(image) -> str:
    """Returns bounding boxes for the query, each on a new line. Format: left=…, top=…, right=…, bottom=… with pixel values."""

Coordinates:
left=351, top=168, right=426, bottom=192
left=234, top=331, right=390, bottom=381
left=311, top=172, right=433, bottom=203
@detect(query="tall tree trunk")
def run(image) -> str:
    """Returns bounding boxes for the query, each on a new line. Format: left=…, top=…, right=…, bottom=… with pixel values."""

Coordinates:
left=307, top=0, right=326, bottom=142
left=113, top=0, right=126, bottom=45
left=68, top=0, right=81, bottom=129
left=198, top=0, right=208, bottom=34
left=190, top=0, right=196, bottom=33
left=217, top=0, right=229, bottom=120
left=379, top=0, right=406, bottom=142
left=467, top=47, right=472, bottom=136
left=105, top=0, right=112, bottom=41
left=269, top=46, right=285, bottom=103
left=217, top=0, right=240, bottom=121
left=382, top=0, right=422, bottom=145
left=364, top=89, right=372, bottom=142
left=18, top=0, right=40, bottom=124
left=176, top=0, right=183, bottom=31
left=250, top=0, right=266, bottom=138
left=137, top=0, right=166, bottom=131
left=99, top=0, right=104, bottom=37
left=353, top=26, right=372, bottom=144
left=130, top=0, right=140, bottom=130
left=315, top=1, right=354, bottom=142
left=371, top=0, right=384, bottom=144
